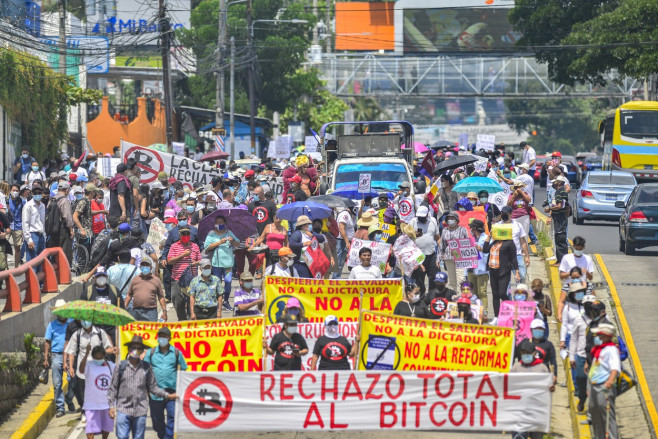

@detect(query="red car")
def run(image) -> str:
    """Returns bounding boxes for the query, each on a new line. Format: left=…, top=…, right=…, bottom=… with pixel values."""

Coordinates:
left=534, top=155, right=547, bottom=183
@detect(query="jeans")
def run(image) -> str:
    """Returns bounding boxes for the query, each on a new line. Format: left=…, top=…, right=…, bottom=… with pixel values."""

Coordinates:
left=149, top=399, right=175, bottom=439
left=333, top=239, right=348, bottom=279
left=574, top=355, right=588, bottom=403
left=515, top=253, right=527, bottom=284
left=51, top=353, right=65, bottom=412
left=66, top=373, right=82, bottom=407
left=211, top=266, right=232, bottom=303
left=116, top=412, right=147, bottom=439
left=528, top=223, right=538, bottom=243
left=171, top=281, right=188, bottom=321
left=131, top=307, right=158, bottom=322
left=25, top=232, right=45, bottom=264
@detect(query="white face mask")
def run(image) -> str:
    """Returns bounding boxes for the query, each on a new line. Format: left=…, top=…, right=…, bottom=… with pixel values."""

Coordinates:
left=286, top=259, right=294, bottom=267
left=573, top=249, right=584, bottom=257
left=447, top=219, right=457, bottom=226
left=325, top=325, right=339, bottom=338
left=286, top=326, right=298, bottom=334
left=95, top=277, right=108, bottom=287
left=11, top=191, right=19, bottom=199
left=202, top=268, right=211, bottom=277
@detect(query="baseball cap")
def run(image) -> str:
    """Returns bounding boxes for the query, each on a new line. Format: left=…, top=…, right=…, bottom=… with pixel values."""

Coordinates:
left=152, top=181, right=164, bottom=190
left=517, top=163, right=530, bottom=171
left=324, top=315, right=338, bottom=326
left=72, top=186, right=83, bottom=194
left=118, top=223, right=131, bottom=234
left=58, top=181, right=70, bottom=190
left=68, top=173, right=78, bottom=181
left=530, top=319, right=546, bottom=329
left=199, top=258, right=212, bottom=268
left=416, top=206, right=429, bottom=217
left=551, top=151, right=562, bottom=157
left=240, top=272, right=254, bottom=281
left=278, top=247, right=294, bottom=257
left=158, top=171, right=168, bottom=180
left=94, top=266, right=108, bottom=277
left=116, top=163, right=128, bottom=173
left=435, top=272, right=448, bottom=283
left=399, top=181, right=411, bottom=189
left=77, top=175, right=88, bottom=182
left=85, top=183, right=98, bottom=192
left=164, top=209, right=176, bottom=219
left=245, top=170, right=255, bottom=179
left=286, top=297, right=301, bottom=308
left=157, top=327, right=171, bottom=337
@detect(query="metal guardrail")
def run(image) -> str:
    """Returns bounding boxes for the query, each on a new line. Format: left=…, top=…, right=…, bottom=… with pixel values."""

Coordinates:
left=0, top=247, right=71, bottom=316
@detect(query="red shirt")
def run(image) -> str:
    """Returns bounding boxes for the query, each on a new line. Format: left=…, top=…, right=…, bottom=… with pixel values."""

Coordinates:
left=168, top=241, right=201, bottom=281
left=91, top=200, right=106, bottom=234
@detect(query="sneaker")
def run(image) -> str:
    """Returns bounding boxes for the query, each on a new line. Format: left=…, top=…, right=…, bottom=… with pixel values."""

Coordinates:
left=80, top=413, right=86, bottom=424
left=67, top=402, right=75, bottom=412
left=529, top=240, right=539, bottom=246
left=56, top=410, right=65, bottom=418
left=223, top=302, right=233, bottom=311
left=488, top=317, right=498, bottom=326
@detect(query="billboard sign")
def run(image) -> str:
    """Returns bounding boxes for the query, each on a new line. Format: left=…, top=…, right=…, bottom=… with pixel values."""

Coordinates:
left=39, top=35, right=110, bottom=74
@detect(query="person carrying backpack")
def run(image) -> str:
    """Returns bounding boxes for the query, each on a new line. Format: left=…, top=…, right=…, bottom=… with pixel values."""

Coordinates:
left=143, top=328, right=187, bottom=439
left=47, top=181, right=75, bottom=263
left=107, top=335, right=175, bottom=439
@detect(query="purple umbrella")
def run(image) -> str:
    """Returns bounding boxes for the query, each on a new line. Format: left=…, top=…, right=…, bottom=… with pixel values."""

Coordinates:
left=198, top=208, right=258, bottom=245
left=402, top=141, right=429, bottom=153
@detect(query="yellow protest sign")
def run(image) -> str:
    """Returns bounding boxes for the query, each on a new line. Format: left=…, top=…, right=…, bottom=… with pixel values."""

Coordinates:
left=119, top=316, right=263, bottom=371
left=358, top=311, right=515, bottom=372
left=263, top=276, right=402, bottom=325
left=378, top=222, right=396, bottom=240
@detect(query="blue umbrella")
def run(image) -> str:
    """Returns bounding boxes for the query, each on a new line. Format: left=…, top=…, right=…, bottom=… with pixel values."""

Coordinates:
left=332, top=184, right=381, bottom=200
left=452, top=176, right=504, bottom=194
left=276, top=201, right=333, bottom=222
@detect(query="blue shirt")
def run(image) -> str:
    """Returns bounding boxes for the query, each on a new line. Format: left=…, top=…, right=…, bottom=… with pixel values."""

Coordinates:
left=107, top=263, right=139, bottom=298
left=8, top=197, right=24, bottom=230
left=144, top=346, right=187, bottom=400
left=473, top=233, right=489, bottom=275
left=45, top=318, right=69, bottom=353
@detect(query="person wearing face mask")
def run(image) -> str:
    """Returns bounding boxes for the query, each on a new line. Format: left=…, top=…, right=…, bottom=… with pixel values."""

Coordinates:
left=482, top=223, right=519, bottom=326
left=23, top=160, right=46, bottom=189
left=248, top=185, right=277, bottom=236
left=91, top=189, right=108, bottom=236
left=476, top=189, right=500, bottom=230
left=568, top=296, right=598, bottom=414
left=266, top=247, right=300, bottom=278
left=78, top=345, right=115, bottom=438
left=143, top=327, right=187, bottom=439
left=81, top=266, right=123, bottom=339
left=393, top=181, right=416, bottom=223
left=544, top=175, right=569, bottom=264
left=312, top=218, right=337, bottom=277
left=108, top=335, right=176, bottom=439
left=530, top=278, right=552, bottom=331
left=50, top=181, right=75, bottom=264
left=250, top=214, right=289, bottom=266
left=557, top=266, right=592, bottom=323
left=189, top=259, right=223, bottom=320
left=558, top=236, right=594, bottom=280
left=333, top=207, right=355, bottom=279
left=438, top=175, right=459, bottom=215
left=44, top=299, right=73, bottom=417
left=108, top=163, right=133, bottom=224
left=454, top=296, right=480, bottom=325
left=311, top=315, right=358, bottom=370
left=204, top=215, right=238, bottom=311
left=438, top=211, right=469, bottom=291
left=8, top=184, right=25, bottom=267
left=233, top=272, right=264, bottom=316
left=498, top=205, right=530, bottom=285
left=587, top=323, right=621, bottom=439
left=560, top=281, right=588, bottom=395
left=409, top=205, right=439, bottom=294
left=21, top=185, right=45, bottom=263
left=13, top=148, right=35, bottom=184
left=125, top=260, right=168, bottom=322
left=289, top=215, right=326, bottom=278
left=528, top=319, right=558, bottom=383
left=394, top=284, right=428, bottom=318
left=265, top=316, right=309, bottom=371
left=275, top=296, right=308, bottom=323
left=167, top=226, right=201, bottom=320
left=73, top=184, right=97, bottom=256
left=65, top=318, right=115, bottom=413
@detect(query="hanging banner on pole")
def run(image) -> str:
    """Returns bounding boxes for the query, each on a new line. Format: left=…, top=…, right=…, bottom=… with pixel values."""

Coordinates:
left=263, top=276, right=402, bottom=325
left=175, top=370, right=552, bottom=432
left=119, top=316, right=264, bottom=371
left=121, top=140, right=224, bottom=190
left=358, top=311, right=515, bottom=372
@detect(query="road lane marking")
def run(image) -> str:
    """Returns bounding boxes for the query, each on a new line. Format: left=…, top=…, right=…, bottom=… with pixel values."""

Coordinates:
left=595, top=253, right=658, bottom=435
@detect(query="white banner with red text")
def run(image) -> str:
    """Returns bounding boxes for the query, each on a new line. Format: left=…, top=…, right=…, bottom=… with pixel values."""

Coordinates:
left=175, top=371, right=552, bottom=432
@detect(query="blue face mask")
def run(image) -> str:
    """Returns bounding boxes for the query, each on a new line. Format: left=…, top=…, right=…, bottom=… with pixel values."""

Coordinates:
left=140, top=266, right=151, bottom=275
left=593, top=336, right=603, bottom=346
left=532, top=329, right=545, bottom=339
left=165, top=223, right=173, bottom=230
left=33, top=194, right=42, bottom=202
left=158, top=337, right=169, bottom=348
left=243, top=282, right=253, bottom=290
left=178, top=220, right=188, bottom=227
left=216, top=224, right=226, bottom=230
left=186, top=205, right=194, bottom=213
left=75, top=194, right=83, bottom=200
left=374, top=233, right=383, bottom=241
left=81, top=320, right=92, bottom=329
left=521, top=354, right=534, bottom=364
left=91, top=359, right=105, bottom=366
left=574, top=292, right=585, bottom=301
left=514, top=294, right=527, bottom=301
left=32, top=166, right=39, bottom=172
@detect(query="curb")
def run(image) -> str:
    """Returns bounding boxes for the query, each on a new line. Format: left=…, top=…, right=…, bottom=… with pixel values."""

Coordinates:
left=544, top=247, right=591, bottom=439
left=10, top=378, right=69, bottom=439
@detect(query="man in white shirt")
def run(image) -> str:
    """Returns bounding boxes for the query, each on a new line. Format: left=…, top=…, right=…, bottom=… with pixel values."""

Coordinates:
left=409, top=206, right=439, bottom=294
left=520, top=141, right=537, bottom=172
left=394, top=181, right=416, bottom=224
left=558, top=236, right=595, bottom=280
left=515, top=163, right=535, bottom=204
left=22, top=186, right=46, bottom=262
left=266, top=247, right=300, bottom=277
left=349, top=247, right=382, bottom=280
left=23, top=160, right=46, bottom=189
left=333, top=207, right=355, bottom=279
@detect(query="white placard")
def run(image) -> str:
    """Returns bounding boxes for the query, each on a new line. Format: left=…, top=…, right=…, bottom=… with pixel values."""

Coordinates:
left=346, top=239, right=391, bottom=272
left=176, top=371, right=553, bottom=432
left=305, top=135, right=319, bottom=152
left=476, top=134, right=496, bottom=152
left=358, top=173, right=372, bottom=194
left=275, top=136, right=293, bottom=160
left=392, top=234, right=425, bottom=275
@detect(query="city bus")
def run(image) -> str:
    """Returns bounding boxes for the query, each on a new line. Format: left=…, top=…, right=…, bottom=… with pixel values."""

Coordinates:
left=599, top=101, right=658, bottom=180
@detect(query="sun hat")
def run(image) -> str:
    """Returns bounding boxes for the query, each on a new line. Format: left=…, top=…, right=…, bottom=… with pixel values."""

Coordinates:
left=296, top=215, right=312, bottom=227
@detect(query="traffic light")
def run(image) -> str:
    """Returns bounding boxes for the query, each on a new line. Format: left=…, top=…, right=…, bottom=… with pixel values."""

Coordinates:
left=531, top=129, right=538, bottom=136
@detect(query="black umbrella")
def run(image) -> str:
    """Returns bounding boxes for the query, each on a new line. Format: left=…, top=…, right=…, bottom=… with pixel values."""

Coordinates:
left=430, top=140, right=454, bottom=149
left=308, top=194, right=356, bottom=209
left=434, top=154, right=480, bottom=174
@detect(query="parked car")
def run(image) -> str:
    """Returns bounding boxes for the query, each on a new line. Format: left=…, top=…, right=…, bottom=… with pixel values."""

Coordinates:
left=584, top=156, right=603, bottom=173
left=534, top=155, right=547, bottom=184
left=561, top=155, right=583, bottom=186
left=617, top=183, right=658, bottom=254
left=573, top=171, right=637, bottom=224
left=576, top=152, right=597, bottom=173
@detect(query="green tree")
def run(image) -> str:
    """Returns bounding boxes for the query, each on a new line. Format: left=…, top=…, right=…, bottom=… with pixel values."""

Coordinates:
left=350, top=97, right=387, bottom=121
left=505, top=98, right=609, bottom=155
left=510, top=0, right=658, bottom=85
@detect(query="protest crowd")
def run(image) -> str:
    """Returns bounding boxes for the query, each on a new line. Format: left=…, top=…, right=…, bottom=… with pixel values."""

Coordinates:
left=5, top=141, right=624, bottom=439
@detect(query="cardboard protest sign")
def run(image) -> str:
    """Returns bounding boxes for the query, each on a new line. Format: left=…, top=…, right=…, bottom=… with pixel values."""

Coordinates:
left=121, top=140, right=223, bottom=190
left=378, top=222, right=396, bottom=240
left=498, top=301, right=537, bottom=345
left=358, top=173, right=372, bottom=194
left=176, top=370, right=552, bottom=432
left=302, top=238, right=330, bottom=279
left=358, top=311, right=515, bottom=373
left=263, top=276, right=402, bottom=325
left=392, top=234, right=425, bottom=275
left=457, top=210, right=489, bottom=236
left=120, top=316, right=263, bottom=371
left=146, top=217, right=167, bottom=258
left=346, top=239, right=391, bottom=272
left=264, top=322, right=358, bottom=371
left=446, top=238, right=479, bottom=269
left=476, top=134, right=495, bottom=152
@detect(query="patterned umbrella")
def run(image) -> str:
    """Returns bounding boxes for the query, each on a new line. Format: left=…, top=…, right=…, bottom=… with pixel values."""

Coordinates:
left=52, top=300, right=135, bottom=326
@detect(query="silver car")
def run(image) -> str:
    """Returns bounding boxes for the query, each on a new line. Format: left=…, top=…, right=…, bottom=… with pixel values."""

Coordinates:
left=573, top=171, right=637, bottom=224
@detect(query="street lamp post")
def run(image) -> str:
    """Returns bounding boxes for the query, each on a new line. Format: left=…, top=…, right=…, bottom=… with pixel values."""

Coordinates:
left=247, top=18, right=308, bottom=155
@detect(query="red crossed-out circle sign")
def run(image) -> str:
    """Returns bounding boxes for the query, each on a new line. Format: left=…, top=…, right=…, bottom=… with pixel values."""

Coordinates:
left=399, top=199, right=412, bottom=216
left=183, top=377, right=233, bottom=429
left=124, top=146, right=164, bottom=184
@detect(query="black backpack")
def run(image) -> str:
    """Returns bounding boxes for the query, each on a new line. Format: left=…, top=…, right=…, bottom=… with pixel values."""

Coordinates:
left=44, top=198, right=62, bottom=235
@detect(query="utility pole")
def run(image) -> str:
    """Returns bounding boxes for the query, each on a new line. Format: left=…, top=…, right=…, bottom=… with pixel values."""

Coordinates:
left=215, top=0, right=227, bottom=134
left=159, top=0, right=174, bottom=153
left=229, top=36, right=235, bottom=157
left=312, top=0, right=318, bottom=46
left=58, top=0, right=66, bottom=75
left=247, top=0, right=256, bottom=155
left=325, top=0, right=332, bottom=54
